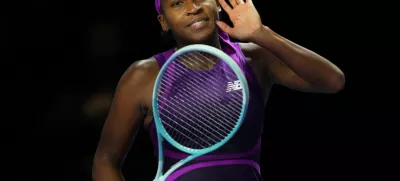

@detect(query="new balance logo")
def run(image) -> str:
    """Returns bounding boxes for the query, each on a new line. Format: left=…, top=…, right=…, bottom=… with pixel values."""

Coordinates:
left=226, top=80, right=242, bottom=92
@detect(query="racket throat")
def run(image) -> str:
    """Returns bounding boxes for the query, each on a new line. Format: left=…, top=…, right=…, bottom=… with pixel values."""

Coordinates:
left=161, top=154, right=199, bottom=181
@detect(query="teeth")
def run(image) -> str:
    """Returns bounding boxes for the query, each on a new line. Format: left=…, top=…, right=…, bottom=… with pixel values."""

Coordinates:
left=191, top=20, right=204, bottom=27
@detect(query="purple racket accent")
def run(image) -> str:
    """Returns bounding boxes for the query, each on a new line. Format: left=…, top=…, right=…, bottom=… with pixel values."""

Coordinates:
left=156, top=51, right=244, bottom=150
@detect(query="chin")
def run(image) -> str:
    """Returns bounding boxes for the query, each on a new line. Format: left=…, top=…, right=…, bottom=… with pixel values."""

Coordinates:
left=186, top=27, right=218, bottom=44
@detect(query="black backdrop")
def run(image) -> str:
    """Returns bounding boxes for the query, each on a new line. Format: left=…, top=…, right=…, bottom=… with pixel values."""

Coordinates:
left=7, top=0, right=398, bottom=180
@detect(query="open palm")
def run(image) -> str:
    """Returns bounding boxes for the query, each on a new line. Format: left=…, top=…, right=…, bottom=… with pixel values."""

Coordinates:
left=217, top=0, right=262, bottom=41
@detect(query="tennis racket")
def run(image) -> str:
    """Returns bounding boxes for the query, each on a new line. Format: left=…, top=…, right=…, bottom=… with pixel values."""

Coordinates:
left=152, top=44, right=250, bottom=181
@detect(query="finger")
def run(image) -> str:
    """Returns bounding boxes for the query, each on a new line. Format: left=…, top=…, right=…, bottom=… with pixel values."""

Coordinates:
left=216, top=21, right=234, bottom=35
left=236, top=0, right=245, bottom=4
left=229, top=0, right=238, bottom=8
left=246, top=0, right=253, bottom=4
left=218, top=0, right=232, bottom=13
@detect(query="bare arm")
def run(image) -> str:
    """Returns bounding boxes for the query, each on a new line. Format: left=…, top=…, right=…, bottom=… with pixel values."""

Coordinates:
left=241, top=29, right=345, bottom=94
left=92, top=59, right=153, bottom=181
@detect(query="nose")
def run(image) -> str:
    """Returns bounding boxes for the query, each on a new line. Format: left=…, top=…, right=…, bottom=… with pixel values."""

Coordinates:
left=186, top=1, right=202, bottom=14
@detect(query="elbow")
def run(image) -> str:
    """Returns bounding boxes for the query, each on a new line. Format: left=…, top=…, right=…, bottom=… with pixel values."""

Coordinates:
left=92, top=162, right=101, bottom=181
left=92, top=153, right=120, bottom=180
left=92, top=155, right=105, bottom=180
left=326, top=71, right=345, bottom=93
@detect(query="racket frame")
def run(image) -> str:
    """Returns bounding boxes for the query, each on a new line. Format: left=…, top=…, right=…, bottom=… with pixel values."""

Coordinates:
left=152, top=44, right=250, bottom=181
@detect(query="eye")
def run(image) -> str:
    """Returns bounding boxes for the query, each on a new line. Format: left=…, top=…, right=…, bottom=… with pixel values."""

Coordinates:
left=171, top=1, right=183, bottom=7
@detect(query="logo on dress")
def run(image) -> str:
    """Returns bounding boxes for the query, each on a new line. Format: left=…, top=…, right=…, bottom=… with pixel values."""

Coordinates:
left=226, top=80, right=242, bottom=92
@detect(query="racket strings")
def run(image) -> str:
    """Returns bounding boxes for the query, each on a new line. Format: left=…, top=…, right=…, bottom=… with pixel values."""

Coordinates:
left=157, top=94, right=230, bottom=139
left=157, top=94, right=233, bottom=135
left=158, top=78, right=237, bottom=147
left=179, top=52, right=219, bottom=70
left=159, top=62, right=242, bottom=129
left=157, top=52, right=244, bottom=149
left=165, top=57, right=242, bottom=119
left=157, top=77, right=238, bottom=132
left=159, top=62, right=241, bottom=148
left=160, top=113, right=220, bottom=147
left=169, top=57, right=243, bottom=108
left=161, top=120, right=206, bottom=147
left=159, top=69, right=241, bottom=121
left=157, top=88, right=237, bottom=145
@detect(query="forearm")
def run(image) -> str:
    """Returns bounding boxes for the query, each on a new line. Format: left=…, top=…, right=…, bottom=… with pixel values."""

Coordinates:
left=92, top=161, right=125, bottom=181
left=251, top=26, right=345, bottom=89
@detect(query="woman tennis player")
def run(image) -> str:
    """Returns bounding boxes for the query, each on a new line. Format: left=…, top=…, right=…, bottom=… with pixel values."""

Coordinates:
left=92, top=0, right=345, bottom=180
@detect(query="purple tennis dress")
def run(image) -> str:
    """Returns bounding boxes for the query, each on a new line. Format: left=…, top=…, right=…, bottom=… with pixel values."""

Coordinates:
left=148, top=29, right=265, bottom=181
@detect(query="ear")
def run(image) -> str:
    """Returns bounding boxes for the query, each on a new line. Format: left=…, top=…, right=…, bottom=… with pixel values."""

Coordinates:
left=157, top=14, right=170, bottom=32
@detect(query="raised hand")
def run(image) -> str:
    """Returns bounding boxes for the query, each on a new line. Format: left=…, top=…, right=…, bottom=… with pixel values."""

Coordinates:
left=216, top=0, right=263, bottom=41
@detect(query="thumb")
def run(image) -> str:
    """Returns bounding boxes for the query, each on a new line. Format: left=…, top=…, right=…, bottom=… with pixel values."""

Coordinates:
left=216, top=21, right=234, bottom=36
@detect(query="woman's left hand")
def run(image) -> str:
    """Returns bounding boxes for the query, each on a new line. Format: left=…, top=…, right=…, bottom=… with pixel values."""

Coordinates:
left=216, top=0, right=263, bottom=42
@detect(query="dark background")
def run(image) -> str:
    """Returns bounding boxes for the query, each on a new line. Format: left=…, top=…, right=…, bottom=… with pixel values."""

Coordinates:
left=6, top=0, right=398, bottom=180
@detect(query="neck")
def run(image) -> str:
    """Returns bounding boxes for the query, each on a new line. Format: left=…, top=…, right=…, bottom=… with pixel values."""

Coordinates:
left=175, top=32, right=221, bottom=50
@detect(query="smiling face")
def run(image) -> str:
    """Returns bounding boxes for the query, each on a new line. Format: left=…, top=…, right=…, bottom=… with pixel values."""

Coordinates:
left=157, top=0, right=221, bottom=46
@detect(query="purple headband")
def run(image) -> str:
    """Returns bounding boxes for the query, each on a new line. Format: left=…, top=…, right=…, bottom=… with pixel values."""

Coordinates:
left=155, top=0, right=161, bottom=14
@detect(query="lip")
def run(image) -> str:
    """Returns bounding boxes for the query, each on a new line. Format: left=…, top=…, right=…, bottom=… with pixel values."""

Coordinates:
left=186, top=17, right=209, bottom=27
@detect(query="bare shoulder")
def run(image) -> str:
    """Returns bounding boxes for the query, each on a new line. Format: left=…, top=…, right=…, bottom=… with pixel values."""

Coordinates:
left=118, top=57, right=159, bottom=88
left=131, top=57, right=159, bottom=70
left=238, top=42, right=261, bottom=61
left=238, top=42, right=259, bottom=52
left=238, top=42, right=270, bottom=71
